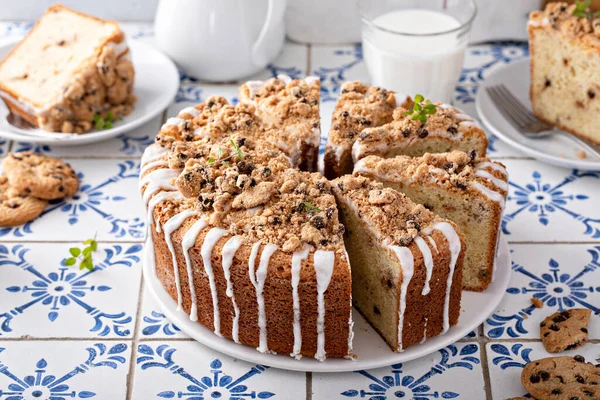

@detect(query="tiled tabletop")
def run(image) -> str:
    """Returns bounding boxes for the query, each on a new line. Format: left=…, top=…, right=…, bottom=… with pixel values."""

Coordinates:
left=0, top=22, right=598, bottom=400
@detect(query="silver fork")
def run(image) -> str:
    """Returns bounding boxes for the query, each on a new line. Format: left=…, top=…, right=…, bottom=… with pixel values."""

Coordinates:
left=486, top=84, right=600, bottom=160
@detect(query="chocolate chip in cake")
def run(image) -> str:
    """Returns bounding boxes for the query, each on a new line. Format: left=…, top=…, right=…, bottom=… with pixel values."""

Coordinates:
left=417, top=128, right=429, bottom=138
left=448, top=125, right=458, bottom=134
left=588, top=90, right=595, bottom=100
left=530, top=373, right=541, bottom=384
left=312, top=216, right=325, bottom=229
left=574, top=355, right=585, bottom=363
left=373, top=306, right=381, bottom=315
left=545, top=78, right=552, bottom=88
left=402, top=128, right=411, bottom=138
left=341, top=111, right=349, bottom=118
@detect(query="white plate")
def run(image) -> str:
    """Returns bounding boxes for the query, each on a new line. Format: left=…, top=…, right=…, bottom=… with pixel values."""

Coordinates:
left=476, top=57, right=600, bottom=170
left=0, top=38, right=179, bottom=146
left=143, top=235, right=511, bottom=373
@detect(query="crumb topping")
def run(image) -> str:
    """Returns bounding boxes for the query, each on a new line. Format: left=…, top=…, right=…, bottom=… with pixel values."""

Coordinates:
left=239, top=76, right=321, bottom=151
left=355, top=151, right=508, bottom=195
left=332, top=175, right=438, bottom=247
left=530, top=2, right=600, bottom=47
left=164, top=136, right=344, bottom=253
left=326, top=82, right=399, bottom=149
left=352, top=102, right=484, bottom=160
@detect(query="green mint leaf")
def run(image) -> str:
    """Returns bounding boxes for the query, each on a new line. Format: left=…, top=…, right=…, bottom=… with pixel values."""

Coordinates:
left=104, top=122, right=113, bottom=130
left=303, top=201, right=321, bottom=213
left=595, top=10, right=600, bottom=17
left=222, top=161, right=230, bottom=167
left=69, top=247, right=81, bottom=257
left=414, top=94, right=424, bottom=103
left=105, top=111, right=114, bottom=122
left=230, top=139, right=244, bottom=160
left=93, top=114, right=104, bottom=130
left=82, top=247, right=92, bottom=257
left=414, top=103, right=422, bottom=112
left=217, top=148, right=224, bottom=159
left=207, top=158, right=215, bottom=165
left=403, top=110, right=413, bottom=117
left=90, top=240, right=98, bottom=252
left=65, top=257, right=77, bottom=266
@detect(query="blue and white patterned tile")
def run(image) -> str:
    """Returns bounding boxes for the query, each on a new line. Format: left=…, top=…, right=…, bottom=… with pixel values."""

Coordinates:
left=461, top=42, right=529, bottom=86
left=0, top=22, right=32, bottom=41
left=0, top=341, right=131, bottom=399
left=138, top=285, right=187, bottom=339
left=486, top=341, right=600, bottom=399
left=131, top=341, right=306, bottom=400
left=0, top=242, right=142, bottom=338
left=0, top=138, right=9, bottom=156
left=311, top=44, right=367, bottom=103
left=0, top=158, right=145, bottom=241
left=312, top=343, right=484, bottom=400
left=12, top=116, right=161, bottom=158
left=485, top=244, right=600, bottom=340
left=500, top=159, right=600, bottom=242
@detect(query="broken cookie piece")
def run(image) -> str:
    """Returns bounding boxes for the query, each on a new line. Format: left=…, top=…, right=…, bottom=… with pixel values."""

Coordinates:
left=539, top=308, right=591, bottom=353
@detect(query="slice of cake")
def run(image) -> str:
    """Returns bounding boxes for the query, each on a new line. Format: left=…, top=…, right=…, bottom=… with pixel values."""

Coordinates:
left=0, top=4, right=135, bottom=133
left=352, top=102, right=488, bottom=163
left=323, top=81, right=408, bottom=179
left=332, top=175, right=465, bottom=351
left=529, top=2, right=600, bottom=145
left=140, top=130, right=353, bottom=361
left=239, top=75, right=321, bottom=171
left=354, top=151, right=508, bottom=291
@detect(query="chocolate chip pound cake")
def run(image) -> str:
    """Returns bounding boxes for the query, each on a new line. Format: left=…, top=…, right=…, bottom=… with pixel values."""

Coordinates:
left=352, top=102, right=488, bottom=163
left=332, top=175, right=465, bottom=351
left=0, top=4, right=135, bottom=134
left=529, top=2, right=600, bottom=145
left=354, top=151, right=508, bottom=291
left=323, top=81, right=408, bottom=179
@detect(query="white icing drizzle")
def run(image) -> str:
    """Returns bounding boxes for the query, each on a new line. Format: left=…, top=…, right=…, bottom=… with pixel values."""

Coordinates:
left=161, top=117, right=183, bottom=129
left=277, top=74, right=292, bottom=84
left=476, top=161, right=508, bottom=177
left=141, top=145, right=169, bottom=166
left=290, top=245, right=311, bottom=359
left=146, top=191, right=183, bottom=233
left=424, top=222, right=461, bottom=333
left=427, top=236, right=438, bottom=252
left=249, top=243, right=278, bottom=353
left=140, top=168, right=179, bottom=206
left=221, top=236, right=244, bottom=342
left=163, top=209, right=198, bottom=311
left=201, top=227, right=229, bottom=336
left=314, top=250, right=335, bottom=361
left=475, top=170, right=509, bottom=192
left=420, top=318, right=428, bottom=344
left=473, top=182, right=506, bottom=207
left=140, top=159, right=169, bottom=176
left=178, top=106, right=200, bottom=118
left=414, top=236, right=434, bottom=296
left=181, top=218, right=208, bottom=321
left=304, top=76, right=320, bottom=85
left=390, top=246, right=414, bottom=350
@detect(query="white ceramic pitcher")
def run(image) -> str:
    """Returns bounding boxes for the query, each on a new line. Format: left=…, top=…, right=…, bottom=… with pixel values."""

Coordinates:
left=154, top=0, right=286, bottom=82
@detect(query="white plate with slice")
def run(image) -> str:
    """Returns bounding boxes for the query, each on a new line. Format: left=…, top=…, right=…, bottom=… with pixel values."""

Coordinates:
left=143, top=235, right=511, bottom=373
left=0, top=38, right=179, bottom=146
left=476, top=57, right=600, bottom=170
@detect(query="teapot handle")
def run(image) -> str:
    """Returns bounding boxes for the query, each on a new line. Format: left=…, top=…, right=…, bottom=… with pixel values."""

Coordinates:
left=251, top=0, right=286, bottom=67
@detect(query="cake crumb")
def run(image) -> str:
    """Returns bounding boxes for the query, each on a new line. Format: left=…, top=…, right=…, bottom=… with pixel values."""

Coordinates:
left=576, top=150, right=587, bottom=159
left=531, top=297, right=543, bottom=308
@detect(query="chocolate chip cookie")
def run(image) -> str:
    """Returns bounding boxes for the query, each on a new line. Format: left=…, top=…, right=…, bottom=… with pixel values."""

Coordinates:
left=0, top=176, right=47, bottom=226
left=540, top=308, right=591, bottom=353
left=2, top=152, right=79, bottom=200
left=522, top=355, right=600, bottom=399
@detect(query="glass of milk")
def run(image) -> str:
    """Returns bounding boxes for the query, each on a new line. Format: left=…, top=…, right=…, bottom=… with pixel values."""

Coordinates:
left=359, top=0, right=477, bottom=104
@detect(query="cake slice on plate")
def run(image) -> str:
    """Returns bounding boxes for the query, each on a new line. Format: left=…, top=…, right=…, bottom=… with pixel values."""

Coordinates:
left=529, top=2, right=600, bottom=145
left=332, top=175, right=465, bottom=351
left=323, top=81, right=408, bottom=179
left=239, top=75, right=321, bottom=171
left=354, top=151, right=508, bottom=292
left=0, top=4, right=135, bottom=133
left=352, top=99, right=488, bottom=163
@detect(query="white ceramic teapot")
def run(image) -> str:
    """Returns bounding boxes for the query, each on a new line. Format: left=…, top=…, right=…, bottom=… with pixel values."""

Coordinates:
left=154, top=0, right=286, bottom=82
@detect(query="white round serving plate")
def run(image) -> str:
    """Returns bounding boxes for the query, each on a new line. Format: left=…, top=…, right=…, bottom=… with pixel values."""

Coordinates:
left=143, top=235, right=511, bottom=373
left=476, top=57, right=600, bottom=170
left=0, top=38, right=179, bottom=146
